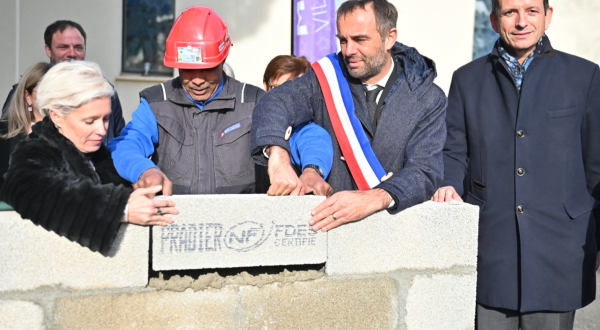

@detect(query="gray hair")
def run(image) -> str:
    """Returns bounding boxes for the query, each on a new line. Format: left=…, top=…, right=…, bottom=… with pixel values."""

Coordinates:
left=336, top=0, right=398, bottom=41
left=491, top=0, right=550, bottom=18
left=36, top=61, right=114, bottom=117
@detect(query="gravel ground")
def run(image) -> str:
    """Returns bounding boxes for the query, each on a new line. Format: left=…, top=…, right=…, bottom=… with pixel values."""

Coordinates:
left=574, top=271, right=600, bottom=330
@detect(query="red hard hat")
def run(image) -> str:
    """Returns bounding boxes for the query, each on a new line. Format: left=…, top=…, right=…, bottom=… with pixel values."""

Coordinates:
left=164, top=6, right=232, bottom=69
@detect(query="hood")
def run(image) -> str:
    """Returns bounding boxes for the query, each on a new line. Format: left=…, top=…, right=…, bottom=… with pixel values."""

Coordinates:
left=391, top=42, right=437, bottom=91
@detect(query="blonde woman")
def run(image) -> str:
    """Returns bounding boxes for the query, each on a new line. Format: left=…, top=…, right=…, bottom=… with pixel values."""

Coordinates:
left=0, top=62, right=51, bottom=188
left=0, top=61, right=178, bottom=255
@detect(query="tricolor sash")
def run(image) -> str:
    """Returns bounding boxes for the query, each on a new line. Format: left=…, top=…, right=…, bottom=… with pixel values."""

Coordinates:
left=312, top=53, right=387, bottom=190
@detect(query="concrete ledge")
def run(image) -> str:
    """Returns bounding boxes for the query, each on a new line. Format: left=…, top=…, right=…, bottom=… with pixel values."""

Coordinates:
left=54, top=289, right=239, bottom=330
left=405, top=272, right=477, bottom=330
left=152, top=195, right=327, bottom=271
left=326, top=201, right=479, bottom=275
left=0, top=212, right=149, bottom=292
left=239, top=278, right=398, bottom=329
left=0, top=300, right=44, bottom=330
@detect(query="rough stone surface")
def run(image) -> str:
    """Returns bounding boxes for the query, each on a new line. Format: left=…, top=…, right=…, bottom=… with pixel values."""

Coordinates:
left=0, top=212, right=149, bottom=292
left=149, top=269, right=324, bottom=291
left=152, top=195, right=326, bottom=270
left=0, top=300, right=45, bottom=330
left=326, top=201, right=479, bottom=275
left=574, top=270, right=600, bottom=330
left=405, top=272, right=477, bottom=330
left=239, top=278, right=398, bottom=330
left=53, top=289, right=239, bottom=330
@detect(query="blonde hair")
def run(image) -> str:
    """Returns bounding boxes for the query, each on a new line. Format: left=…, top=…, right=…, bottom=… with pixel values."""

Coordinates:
left=37, top=61, right=114, bottom=118
left=1, top=62, right=51, bottom=139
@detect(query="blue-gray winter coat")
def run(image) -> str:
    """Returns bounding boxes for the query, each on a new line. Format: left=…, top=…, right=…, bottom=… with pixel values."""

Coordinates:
left=443, top=37, right=600, bottom=312
left=250, top=42, right=447, bottom=213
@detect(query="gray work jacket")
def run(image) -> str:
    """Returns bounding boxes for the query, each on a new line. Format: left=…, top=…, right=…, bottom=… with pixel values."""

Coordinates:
left=140, top=76, right=264, bottom=194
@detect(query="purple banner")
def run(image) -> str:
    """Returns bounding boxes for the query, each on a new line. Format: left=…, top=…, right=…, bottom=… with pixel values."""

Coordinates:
left=293, top=0, right=337, bottom=64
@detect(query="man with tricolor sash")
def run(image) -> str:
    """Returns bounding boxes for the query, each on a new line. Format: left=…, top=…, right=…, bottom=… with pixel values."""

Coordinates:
left=250, top=0, right=447, bottom=231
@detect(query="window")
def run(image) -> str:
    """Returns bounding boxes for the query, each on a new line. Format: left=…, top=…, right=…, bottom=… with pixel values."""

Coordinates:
left=122, top=0, right=174, bottom=76
left=473, top=0, right=497, bottom=59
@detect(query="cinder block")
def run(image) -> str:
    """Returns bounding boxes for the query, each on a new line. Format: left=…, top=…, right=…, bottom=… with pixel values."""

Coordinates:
left=53, top=289, right=239, bottom=330
left=152, top=195, right=326, bottom=271
left=0, top=212, right=149, bottom=292
left=326, top=201, right=479, bottom=275
left=239, top=278, right=398, bottom=330
left=405, top=272, right=477, bottom=330
left=0, top=300, right=45, bottom=330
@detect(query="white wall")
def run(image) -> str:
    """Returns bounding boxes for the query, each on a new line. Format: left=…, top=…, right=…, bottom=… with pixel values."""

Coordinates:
left=390, top=0, right=476, bottom=93
left=548, top=0, right=600, bottom=65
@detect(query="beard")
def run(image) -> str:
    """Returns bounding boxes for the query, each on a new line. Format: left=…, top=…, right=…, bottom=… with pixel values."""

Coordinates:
left=343, top=42, right=387, bottom=81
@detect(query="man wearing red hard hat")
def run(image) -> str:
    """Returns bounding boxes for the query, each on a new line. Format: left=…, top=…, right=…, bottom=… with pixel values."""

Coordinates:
left=109, top=6, right=333, bottom=196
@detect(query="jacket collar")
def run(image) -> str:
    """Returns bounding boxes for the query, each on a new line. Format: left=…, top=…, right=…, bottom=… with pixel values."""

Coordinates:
left=167, top=75, right=236, bottom=111
left=31, top=117, right=113, bottom=183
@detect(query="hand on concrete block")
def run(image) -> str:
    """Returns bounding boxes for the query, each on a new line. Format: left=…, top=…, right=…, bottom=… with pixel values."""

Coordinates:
left=266, top=145, right=304, bottom=196
left=431, top=186, right=463, bottom=203
left=299, top=168, right=333, bottom=197
left=127, top=185, right=178, bottom=226
left=309, top=188, right=391, bottom=232
left=134, top=168, right=173, bottom=196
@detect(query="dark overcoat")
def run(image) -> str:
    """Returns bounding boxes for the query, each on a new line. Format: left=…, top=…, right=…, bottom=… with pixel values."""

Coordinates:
left=443, top=37, right=600, bottom=312
left=0, top=117, right=132, bottom=255
left=250, top=42, right=447, bottom=213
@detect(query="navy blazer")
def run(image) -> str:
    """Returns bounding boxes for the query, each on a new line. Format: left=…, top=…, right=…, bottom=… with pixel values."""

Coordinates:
left=251, top=42, right=447, bottom=214
left=443, top=37, right=600, bottom=312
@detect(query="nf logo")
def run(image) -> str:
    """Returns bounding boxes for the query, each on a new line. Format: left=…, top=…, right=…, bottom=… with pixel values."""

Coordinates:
left=224, top=221, right=272, bottom=252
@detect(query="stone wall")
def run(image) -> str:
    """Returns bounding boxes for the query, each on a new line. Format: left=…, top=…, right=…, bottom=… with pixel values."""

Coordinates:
left=0, top=197, right=479, bottom=330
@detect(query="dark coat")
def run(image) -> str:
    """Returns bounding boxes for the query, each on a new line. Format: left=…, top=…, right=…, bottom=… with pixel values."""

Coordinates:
left=443, top=37, right=600, bottom=312
left=0, top=121, right=26, bottom=190
left=0, top=116, right=132, bottom=255
left=250, top=42, right=447, bottom=213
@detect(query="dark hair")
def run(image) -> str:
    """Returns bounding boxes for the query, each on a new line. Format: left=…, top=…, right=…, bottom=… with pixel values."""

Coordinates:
left=336, top=0, right=397, bottom=40
left=263, top=55, right=311, bottom=91
left=491, top=0, right=549, bottom=18
left=44, top=20, right=87, bottom=48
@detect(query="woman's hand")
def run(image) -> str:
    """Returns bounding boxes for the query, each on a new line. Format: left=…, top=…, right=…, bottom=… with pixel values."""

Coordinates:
left=127, top=185, right=178, bottom=226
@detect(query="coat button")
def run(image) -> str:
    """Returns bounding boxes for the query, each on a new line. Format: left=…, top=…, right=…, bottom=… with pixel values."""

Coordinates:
left=517, top=168, right=525, bottom=176
left=517, top=205, right=525, bottom=213
left=517, top=130, right=524, bottom=138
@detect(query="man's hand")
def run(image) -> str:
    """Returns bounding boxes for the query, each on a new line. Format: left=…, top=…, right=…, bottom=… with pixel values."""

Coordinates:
left=431, top=186, right=463, bottom=203
left=309, top=188, right=392, bottom=232
left=266, top=146, right=304, bottom=196
left=133, top=168, right=173, bottom=196
left=299, top=168, right=333, bottom=197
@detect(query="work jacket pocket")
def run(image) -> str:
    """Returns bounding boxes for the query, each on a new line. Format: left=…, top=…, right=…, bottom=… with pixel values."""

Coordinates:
left=155, top=115, right=194, bottom=180
left=465, top=191, right=485, bottom=211
left=564, top=194, right=595, bottom=219
left=546, top=107, right=577, bottom=119
left=213, top=118, right=254, bottom=188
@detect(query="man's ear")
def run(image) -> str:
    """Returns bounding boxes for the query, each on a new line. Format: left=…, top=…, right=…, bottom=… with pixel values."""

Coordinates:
left=385, top=28, right=398, bottom=51
left=544, top=6, right=554, bottom=31
left=44, top=44, right=52, bottom=60
left=490, top=13, right=500, bottom=34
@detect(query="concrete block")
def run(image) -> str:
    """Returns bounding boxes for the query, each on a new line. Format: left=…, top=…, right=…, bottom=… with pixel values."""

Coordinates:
left=152, top=195, right=327, bottom=271
left=239, top=278, right=398, bottom=330
left=0, top=212, right=149, bottom=292
left=326, top=201, right=479, bottom=275
left=405, top=272, right=477, bottom=330
left=53, top=289, right=239, bottom=330
left=0, top=300, right=45, bottom=330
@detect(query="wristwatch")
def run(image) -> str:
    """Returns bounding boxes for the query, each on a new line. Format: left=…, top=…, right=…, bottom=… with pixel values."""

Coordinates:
left=304, top=164, right=324, bottom=178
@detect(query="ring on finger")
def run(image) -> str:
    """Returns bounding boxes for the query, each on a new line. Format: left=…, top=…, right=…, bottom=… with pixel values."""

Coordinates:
left=332, top=213, right=337, bottom=220
left=156, top=207, right=162, bottom=215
